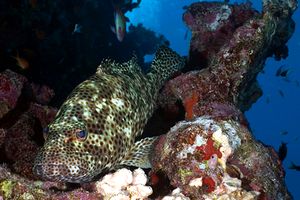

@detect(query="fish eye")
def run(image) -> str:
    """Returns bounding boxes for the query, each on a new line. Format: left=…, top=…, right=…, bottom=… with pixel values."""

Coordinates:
left=43, top=127, right=49, bottom=140
left=75, top=130, right=88, bottom=140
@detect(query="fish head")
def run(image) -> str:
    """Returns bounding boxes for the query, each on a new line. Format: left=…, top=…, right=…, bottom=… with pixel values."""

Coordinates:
left=33, top=119, right=103, bottom=183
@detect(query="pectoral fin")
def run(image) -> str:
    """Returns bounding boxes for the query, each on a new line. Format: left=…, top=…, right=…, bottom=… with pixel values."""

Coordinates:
left=120, top=137, right=158, bottom=168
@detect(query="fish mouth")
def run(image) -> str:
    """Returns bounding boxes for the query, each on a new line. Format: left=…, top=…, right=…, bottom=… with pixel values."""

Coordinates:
left=33, top=163, right=93, bottom=183
left=33, top=151, right=96, bottom=183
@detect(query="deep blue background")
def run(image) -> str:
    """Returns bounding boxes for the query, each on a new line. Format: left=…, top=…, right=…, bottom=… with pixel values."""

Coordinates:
left=128, top=0, right=300, bottom=198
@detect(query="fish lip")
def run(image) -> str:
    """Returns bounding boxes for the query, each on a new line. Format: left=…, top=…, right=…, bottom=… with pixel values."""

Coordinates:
left=33, top=164, right=91, bottom=183
left=33, top=163, right=66, bottom=177
left=33, top=151, right=96, bottom=182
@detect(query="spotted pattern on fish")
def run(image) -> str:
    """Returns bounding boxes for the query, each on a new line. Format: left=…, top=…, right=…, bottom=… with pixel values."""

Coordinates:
left=33, top=46, right=185, bottom=183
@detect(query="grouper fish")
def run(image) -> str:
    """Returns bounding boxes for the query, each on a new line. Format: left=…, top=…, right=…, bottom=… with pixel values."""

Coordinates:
left=33, top=46, right=184, bottom=183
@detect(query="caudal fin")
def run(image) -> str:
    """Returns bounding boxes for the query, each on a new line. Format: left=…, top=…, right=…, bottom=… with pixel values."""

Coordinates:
left=148, top=46, right=185, bottom=88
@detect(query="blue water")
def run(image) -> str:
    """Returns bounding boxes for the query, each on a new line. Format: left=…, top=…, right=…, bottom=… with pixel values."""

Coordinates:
left=128, top=0, right=300, bottom=198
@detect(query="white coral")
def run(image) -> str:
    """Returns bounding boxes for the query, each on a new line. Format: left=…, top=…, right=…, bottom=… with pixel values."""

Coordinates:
left=127, top=184, right=153, bottom=200
left=162, top=188, right=190, bottom=200
left=96, top=168, right=152, bottom=200
left=132, top=168, right=147, bottom=185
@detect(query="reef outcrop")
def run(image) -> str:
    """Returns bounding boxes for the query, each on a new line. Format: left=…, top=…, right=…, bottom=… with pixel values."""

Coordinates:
left=150, top=0, right=297, bottom=199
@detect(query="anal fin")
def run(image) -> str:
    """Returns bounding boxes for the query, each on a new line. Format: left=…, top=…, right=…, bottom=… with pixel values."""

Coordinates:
left=120, top=137, right=158, bottom=168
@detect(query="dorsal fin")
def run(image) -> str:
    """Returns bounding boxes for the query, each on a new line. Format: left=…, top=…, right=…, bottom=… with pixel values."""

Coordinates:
left=96, top=55, right=141, bottom=75
left=147, top=46, right=185, bottom=88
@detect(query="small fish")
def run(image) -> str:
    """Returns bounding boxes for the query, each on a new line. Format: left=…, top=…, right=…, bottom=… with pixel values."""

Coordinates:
left=33, top=46, right=185, bottom=183
left=289, top=162, right=300, bottom=171
left=280, top=130, right=288, bottom=135
left=57, top=57, right=65, bottom=65
left=278, top=142, right=287, bottom=162
left=266, top=96, right=270, bottom=104
left=276, top=65, right=290, bottom=78
left=12, top=51, right=30, bottom=70
left=73, top=24, right=82, bottom=34
left=278, top=89, right=284, bottom=98
left=111, top=8, right=127, bottom=42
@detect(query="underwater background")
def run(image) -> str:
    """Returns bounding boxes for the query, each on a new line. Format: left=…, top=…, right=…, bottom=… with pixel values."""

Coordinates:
left=129, top=0, right=300, bottom=198
left=0, top=0, right=299, bottom=199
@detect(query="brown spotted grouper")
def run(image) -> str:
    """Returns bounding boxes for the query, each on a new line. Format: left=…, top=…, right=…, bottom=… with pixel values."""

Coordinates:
left=33, top=47, right=184, bottom=183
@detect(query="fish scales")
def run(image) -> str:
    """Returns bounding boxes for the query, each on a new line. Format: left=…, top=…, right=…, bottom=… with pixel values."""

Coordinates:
left=33, top=46, right=184, bottom=183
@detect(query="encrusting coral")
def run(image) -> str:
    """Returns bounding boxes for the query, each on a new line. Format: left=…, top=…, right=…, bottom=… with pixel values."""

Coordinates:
left=150, top=116, right=288, bottom=199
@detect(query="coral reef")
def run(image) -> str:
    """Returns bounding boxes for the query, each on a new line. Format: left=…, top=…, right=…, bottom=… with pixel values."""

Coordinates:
left=0, top=164, right=101, bottom=200
left=0, top=166, right=152, bottom=200
left=183, top=2, right=258, bottom=69
left=0, top=70, right=27, bottom=118
left=0, top=69, right=57, bottom=179
left=151, top=0, right=297, bottom=199
left=161, top=0, right=297, bottom=114
left=150, top=116, right=288, bottom=199
left=162, top=2, right=296, bottom=112
left=0, top=0, right=298, bottom=199
left=161, top=188, right=190, bottom=200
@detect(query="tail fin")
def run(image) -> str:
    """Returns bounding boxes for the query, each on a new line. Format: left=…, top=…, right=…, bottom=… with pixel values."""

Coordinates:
left=148, top=46, right=185, bottom=88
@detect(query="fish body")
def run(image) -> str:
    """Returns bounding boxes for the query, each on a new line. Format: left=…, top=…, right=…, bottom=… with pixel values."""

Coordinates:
left=73, top=24, right=82, bottom=34
left=33, top=47, right=184, bottom=183
left=265, top=96, right=270, bottom=104
left=278, top=142, right=287, bottom=162
left=280, top=130, right=288, bottom=135
left=111, top=8, right=126, bottom=42
left=289, top=162, right=300, bottom=171
left=278, top=89, right=284, bottom=98
left=276, top=65, right=290, bottom=78
left=12, top=51, right=29, bottom=70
